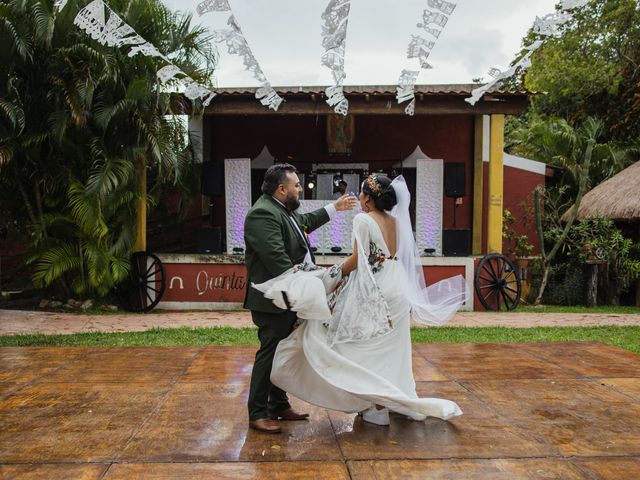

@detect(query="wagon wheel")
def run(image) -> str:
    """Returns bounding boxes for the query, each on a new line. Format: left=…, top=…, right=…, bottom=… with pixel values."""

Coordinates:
left=474, top=253, right=522, bottom=311
left=117, top=251, right=166, bottom=313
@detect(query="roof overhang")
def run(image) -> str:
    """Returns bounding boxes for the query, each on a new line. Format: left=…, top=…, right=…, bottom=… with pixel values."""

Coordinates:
left=203, top=84, right=530, bottom=116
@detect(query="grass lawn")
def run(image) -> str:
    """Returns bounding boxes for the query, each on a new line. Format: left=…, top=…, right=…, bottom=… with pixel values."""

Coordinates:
left=1, top=326, right=639, bottom=354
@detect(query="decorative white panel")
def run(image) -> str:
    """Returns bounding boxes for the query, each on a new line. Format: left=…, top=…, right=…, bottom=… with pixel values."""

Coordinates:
left=297, top=200, right=358, bottom=255
left=317, top=173, right=335, bottom=200
left=343, top=173, right=360, bottom=195
left=225, top=158, right=251, bottom=254
left=416, top=158, right=443, bottom=255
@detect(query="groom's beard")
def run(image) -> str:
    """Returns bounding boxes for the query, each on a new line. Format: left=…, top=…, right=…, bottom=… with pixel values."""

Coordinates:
left=284, top=193, right=300, bottom=211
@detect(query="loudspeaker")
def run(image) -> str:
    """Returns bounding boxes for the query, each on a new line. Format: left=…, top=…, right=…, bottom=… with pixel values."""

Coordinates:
left=202, top=161, right=224, bottom=196
left=442, top=229, right=471, bottom=257
left=197, top=227, right=224, bottom=254
left=444, top=162, right=466, bottom=197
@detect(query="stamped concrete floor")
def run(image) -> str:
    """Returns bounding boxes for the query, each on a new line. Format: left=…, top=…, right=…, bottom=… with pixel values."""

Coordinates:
left=2, top=342, right=640, bottom=479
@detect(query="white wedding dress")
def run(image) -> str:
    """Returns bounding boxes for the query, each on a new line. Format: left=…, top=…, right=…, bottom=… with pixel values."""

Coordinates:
left=255, top=177, right=464, bottom=421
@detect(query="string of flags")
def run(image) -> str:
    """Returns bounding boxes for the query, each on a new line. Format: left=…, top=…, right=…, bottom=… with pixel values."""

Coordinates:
left=196, top=0, right=283, bottom=111
left=321, top=0, right=351, bottom=116
left=396, top=0, right=457, bottom=116
left=465, top=0, right=591, bottom=105
left=62, top=0, right=593, bottom=114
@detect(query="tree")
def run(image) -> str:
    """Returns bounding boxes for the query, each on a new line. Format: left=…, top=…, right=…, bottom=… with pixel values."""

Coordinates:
left=508, top=115, right=637, bottom=198
left=530, top=118, right=599, bottom=305
left=0, top=0, right=216, bottom=297
left=523, top=0, right=640, bottom=142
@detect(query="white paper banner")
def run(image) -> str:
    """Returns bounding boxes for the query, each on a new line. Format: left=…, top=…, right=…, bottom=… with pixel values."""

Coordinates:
left=74, top=0, right=215, bottom=105
left=427, top=0, right=456, bottom=15
left=325, top=85, right=349, bottom=116
left=407, top=35, right=435, bottom=69
left=321, top=0, right=351, bottom=115
left=157, top=65, right=184, bottom=84
left=419, top=10, right=449, bottom=28
left=198, top=8, right=283, bottom=111
left=196, top=0, right=231, bottom=15
left=397, top=1, right=456, bottom=115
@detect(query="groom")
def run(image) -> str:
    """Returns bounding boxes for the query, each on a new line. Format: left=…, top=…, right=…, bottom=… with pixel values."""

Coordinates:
left=244, top=163, right=356, bottom=433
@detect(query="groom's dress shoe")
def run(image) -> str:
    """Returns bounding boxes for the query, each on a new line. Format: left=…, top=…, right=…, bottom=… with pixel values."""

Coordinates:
left=269, top=408, right=310, bottom=421
left=249, top=418, right=282, bottom=433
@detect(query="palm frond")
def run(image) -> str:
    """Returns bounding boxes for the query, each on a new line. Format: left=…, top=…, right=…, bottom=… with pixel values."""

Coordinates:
left=30, top=243, right=81, bottom=288
left=67, top=181, right=108, bottom=239
left=30, top=0, right=54, bottom=47
left=0, top=17, right=33, bottom=62
left=0, top=98, right=26, bottom=133
left=86, top=155, right=134, bottom=200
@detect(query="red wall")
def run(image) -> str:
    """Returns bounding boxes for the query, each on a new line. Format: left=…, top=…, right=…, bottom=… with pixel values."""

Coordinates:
left=161, top=261, right=467, bottom=305
left=481, top=163, right=545, bottom=255
left=205, top=114, right=475, bottom=230
left=503, top=165, right=543, bottom=254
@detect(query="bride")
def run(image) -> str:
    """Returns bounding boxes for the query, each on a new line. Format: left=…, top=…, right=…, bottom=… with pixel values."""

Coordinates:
left=254, top=174, right=466, bottom=426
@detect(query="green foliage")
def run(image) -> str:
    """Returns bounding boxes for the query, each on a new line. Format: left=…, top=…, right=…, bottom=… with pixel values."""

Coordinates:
left=509, top=116, right=635, bottom=197
left=523, top=0, right=640, bottom=142
left=2, top=326, right=640, bottom=356
left=532, top=216, right=640, bottom=305
left=502, top=208, right=534, bottom=258
left=0, top=0, right=216, bottom=297
left=565, top=217, right=640, bottom=300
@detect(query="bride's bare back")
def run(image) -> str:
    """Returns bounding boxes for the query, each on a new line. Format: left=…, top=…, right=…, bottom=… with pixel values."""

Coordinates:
left=368, top=212, right=397, bottom=257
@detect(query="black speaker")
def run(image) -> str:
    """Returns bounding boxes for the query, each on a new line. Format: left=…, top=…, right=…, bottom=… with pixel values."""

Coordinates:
left=442, top=229, right=471, bottom=257
left=197, top=227, right=224, bottom=254
left=444, top=162, right=466, bottom=197
left=202, top=161, right=224, bottom=196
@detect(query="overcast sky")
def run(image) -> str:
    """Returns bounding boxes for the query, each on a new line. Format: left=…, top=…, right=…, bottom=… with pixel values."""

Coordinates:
left=161, top=0, right=558, bottom=87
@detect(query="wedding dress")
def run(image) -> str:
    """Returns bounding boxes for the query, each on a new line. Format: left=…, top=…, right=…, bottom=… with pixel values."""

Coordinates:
left=254, top=176, right=465, bottom=422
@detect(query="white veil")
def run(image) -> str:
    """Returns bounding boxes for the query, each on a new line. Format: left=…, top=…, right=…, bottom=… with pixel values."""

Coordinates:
left=390, top=176, right=467, bottom=325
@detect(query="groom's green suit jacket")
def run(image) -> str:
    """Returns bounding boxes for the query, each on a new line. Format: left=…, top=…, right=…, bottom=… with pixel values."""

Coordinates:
left=243, top=194, right=330, bottom=313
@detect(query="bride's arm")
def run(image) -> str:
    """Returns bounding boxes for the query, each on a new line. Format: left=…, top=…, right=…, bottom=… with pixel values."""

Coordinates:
left=341, top=240, right=358, bottom=276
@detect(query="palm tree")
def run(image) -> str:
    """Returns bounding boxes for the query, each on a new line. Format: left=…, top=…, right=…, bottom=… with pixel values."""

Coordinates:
left=509, top=116, right=637, bottom=196
left=0, top=0, right=216, bottom=297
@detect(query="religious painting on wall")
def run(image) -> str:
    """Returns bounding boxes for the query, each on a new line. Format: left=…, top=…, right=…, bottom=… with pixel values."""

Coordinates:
left=327, top=114, right=355, bottom=155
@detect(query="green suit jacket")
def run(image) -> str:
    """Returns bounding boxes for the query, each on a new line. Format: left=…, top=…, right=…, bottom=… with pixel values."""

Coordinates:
left=243, top=194, right=330, bottom=313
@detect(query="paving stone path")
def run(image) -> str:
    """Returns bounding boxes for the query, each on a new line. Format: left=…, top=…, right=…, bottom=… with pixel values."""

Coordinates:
left=1, top=308, right=639, bottom=336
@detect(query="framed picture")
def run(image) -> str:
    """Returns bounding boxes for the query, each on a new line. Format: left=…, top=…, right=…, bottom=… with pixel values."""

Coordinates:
left=327, top=114, right=355, bottom=154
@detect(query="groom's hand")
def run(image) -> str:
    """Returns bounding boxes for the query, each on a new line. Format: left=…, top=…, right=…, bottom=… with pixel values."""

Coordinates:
left=334, top=194, right=357, bottom=211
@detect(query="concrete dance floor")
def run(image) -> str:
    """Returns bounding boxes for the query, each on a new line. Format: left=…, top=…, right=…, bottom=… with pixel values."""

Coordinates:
left=1, top=342, right=640, bottom=479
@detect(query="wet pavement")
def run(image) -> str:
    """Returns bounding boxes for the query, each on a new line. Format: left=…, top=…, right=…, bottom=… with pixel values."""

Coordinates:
left=1, top=308, right=640, bottom=336
left=1, top=342, right=640, bottom=478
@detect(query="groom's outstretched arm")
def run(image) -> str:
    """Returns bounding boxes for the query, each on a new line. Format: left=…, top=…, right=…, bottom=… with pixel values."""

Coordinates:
left=244, top=208, right=294, bottom=278
left=299, top=194, right=357, bottom=233
left=298, top=207, right=330, bottom=234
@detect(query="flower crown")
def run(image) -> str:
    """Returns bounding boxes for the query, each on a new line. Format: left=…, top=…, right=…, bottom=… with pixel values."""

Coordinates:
left=365, top=174, right=384, bottom=197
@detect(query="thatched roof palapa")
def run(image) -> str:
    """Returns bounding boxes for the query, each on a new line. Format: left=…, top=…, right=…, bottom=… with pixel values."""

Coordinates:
left=562, top=161, right=640, bottom=222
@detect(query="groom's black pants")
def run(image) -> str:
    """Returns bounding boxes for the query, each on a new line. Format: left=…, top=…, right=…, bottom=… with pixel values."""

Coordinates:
left=248, top=309, right=297, bottom=420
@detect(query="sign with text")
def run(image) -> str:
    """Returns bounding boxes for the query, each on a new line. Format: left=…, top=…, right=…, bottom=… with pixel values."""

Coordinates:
left=162, top=263, right=247, bottom=303
left=161, top=261, right=465, bottom=304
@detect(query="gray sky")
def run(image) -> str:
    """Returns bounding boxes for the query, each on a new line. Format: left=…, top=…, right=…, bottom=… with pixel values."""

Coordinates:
left=162, top=0, right=558, bottom=87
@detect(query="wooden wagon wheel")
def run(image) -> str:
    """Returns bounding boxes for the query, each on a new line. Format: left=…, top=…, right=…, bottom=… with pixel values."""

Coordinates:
left=474, top=253, right=522, bottom=311
left=117, top=251, right=166, bottom=313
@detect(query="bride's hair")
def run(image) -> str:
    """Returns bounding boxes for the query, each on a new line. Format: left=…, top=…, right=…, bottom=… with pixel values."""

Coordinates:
left=362, top=174, right=397, bottom=211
